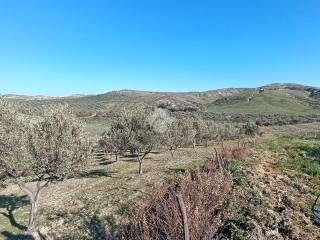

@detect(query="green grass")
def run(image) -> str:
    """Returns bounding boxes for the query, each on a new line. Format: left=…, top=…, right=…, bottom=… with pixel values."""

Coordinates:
left=0, top=195, right=29, bottom=234
left=278, top=157, right=320, bottom=179
left=261, top=134, right=320, bottom=180
left=167, top=158, right=206, bottom=173
left=226, top=160, right=246, bottom=186
left=208, top=89, right=320, bottom=115
left=219, top=209, right=250, bottom=240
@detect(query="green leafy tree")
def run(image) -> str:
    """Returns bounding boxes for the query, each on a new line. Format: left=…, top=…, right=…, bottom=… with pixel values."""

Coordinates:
left=0, top=99, right=91, bottom=232
left=99, top=114, right=130, bottom=161
left=164, top=118, right=194, bottom=158
left=127, top=107, right=159, bottom=174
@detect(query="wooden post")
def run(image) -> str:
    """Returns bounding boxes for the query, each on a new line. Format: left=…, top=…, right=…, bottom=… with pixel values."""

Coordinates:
left=175, top=184, right=190, bottom=240
left=312, top=193, right=320, bottom=225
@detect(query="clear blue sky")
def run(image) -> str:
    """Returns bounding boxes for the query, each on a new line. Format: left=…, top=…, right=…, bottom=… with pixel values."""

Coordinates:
left=0, top=0, right=319, bottom=96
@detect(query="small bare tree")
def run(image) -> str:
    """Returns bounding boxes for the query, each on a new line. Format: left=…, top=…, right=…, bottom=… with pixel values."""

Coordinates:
left=0, top=99, right=91, bottom=233
left=200, top=121, right=217, bottom=147
left=191, top=118, right=207, bottom=148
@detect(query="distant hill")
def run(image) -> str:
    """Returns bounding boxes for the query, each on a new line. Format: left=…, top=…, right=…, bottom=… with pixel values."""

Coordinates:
left=3, top=93, right=87, bottom=100
left=4, top=83, right=320, bottom=117
left=208, top=83, right=320, bottom=115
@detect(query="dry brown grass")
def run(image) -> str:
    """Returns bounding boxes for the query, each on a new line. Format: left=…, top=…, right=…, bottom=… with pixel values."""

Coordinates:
left=219, top=144, right=248, bottom=161
left=117, top=151, right=244, bottom=240
left=0, top=146, right=214, bottom=239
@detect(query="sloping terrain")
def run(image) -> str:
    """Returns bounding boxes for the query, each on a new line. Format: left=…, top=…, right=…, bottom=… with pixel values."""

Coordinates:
left=0, top=146, right=211, bottom=239
left=0, top=123, right=319, bottom=239
left=5, top=83, right=320, bottom=117
left=208, top=84, right=320, bottom=115
left=242, top=132, right=320, bottom=239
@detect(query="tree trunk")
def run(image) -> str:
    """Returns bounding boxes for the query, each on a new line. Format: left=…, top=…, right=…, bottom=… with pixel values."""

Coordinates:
left=28, top=197, right=38, bottom=231
left=192, top=140, right=196, bottom=149
left=18, top=181, right=48, bottom=233
left=176, top=191, right=190, bottom=240
left=312, top=193, right=320, bottom=225
left=137, top=153, right=143, bottom=174
left=115, top=152, right=118, bottom=162
left=138, top=160, right=143, bottom=174
left=219, top=138, right=225, bottom=150
left=170, top=150, right=174, bottom=159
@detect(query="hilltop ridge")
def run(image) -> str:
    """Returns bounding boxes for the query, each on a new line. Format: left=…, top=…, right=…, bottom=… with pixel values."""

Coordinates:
left=4, top=83, right=320, bottom=118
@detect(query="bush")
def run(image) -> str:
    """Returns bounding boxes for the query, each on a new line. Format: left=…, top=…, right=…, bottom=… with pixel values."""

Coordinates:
left=117, top=150, right=244, bottom=240
left=219, top=145, right=248, bottom=161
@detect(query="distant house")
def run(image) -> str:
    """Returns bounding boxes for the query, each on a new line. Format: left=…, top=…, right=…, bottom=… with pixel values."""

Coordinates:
left=258, top=88, right=264, bottom=93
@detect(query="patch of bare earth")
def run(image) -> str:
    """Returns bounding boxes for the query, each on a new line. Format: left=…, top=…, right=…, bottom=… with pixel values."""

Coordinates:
left=245, top=147, right=320, bottom=239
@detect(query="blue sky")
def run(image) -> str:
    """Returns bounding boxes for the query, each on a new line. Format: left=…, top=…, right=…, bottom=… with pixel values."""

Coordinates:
left=0, top=0, right=319, bottom=96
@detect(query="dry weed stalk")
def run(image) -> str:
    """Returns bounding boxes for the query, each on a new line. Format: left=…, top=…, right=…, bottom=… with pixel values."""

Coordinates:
left=118, top=146, right=245, bottom=240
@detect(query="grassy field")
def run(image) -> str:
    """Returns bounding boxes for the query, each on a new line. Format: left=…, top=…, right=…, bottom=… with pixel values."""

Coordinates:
left=262, top=134, right=320, bottom=180
left=0, top=144, right=211, bottom=239
left=208, top=89, right=320, bottom=115
left=1, top=123, right=320, bottom=239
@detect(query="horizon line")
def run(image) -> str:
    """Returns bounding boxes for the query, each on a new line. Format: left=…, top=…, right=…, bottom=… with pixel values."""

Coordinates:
left=1, top=82, right=318, bottom=98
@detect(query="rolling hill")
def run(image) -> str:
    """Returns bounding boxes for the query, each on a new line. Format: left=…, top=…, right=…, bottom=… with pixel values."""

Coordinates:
left=4, top=83, right=319, bottom=118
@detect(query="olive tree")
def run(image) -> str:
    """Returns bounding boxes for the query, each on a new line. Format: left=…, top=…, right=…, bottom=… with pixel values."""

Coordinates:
left=127, top=107, right=159, bottom=174
left=191, top=118, right=208, bottom=148
left=99, top=108, right=167, bottom=173
left=198, top=121, right=217, bottom=147
left=148, top=108, right=172, bottom=147
left=164, top=118, right=194, bottom=158
left=0, top=99, right=91, bottom=232
left=99, top=114, right=130, bottom=161
left=0, top=98, right=30, bottom=186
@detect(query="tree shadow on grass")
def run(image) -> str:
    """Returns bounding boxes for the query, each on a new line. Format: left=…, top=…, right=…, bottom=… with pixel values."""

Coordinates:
left=1, top=231, right=33, bottom=240
left=121, top=153, right=138, bottom=158
left=121, top=158, right=138, bottom=163
left=98, top=159, right=117, bottom=166
left=0, top=195, right=29, bottom=231
left=80, top=169, right=117, bottom=178
left=297, top=145, right=320, bottom=162
left=87, top=215, right=117, bottom=240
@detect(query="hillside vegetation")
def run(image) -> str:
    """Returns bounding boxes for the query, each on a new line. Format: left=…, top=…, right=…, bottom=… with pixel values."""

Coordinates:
left=1, top=122, right=319, bottom=239
left=6, top=83, right=320, bottom=117
left=0, top=83, right=320, bottom=240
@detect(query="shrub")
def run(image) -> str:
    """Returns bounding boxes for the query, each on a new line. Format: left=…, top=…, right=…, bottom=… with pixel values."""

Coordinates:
left=117, top=149, right=244, bottom=240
